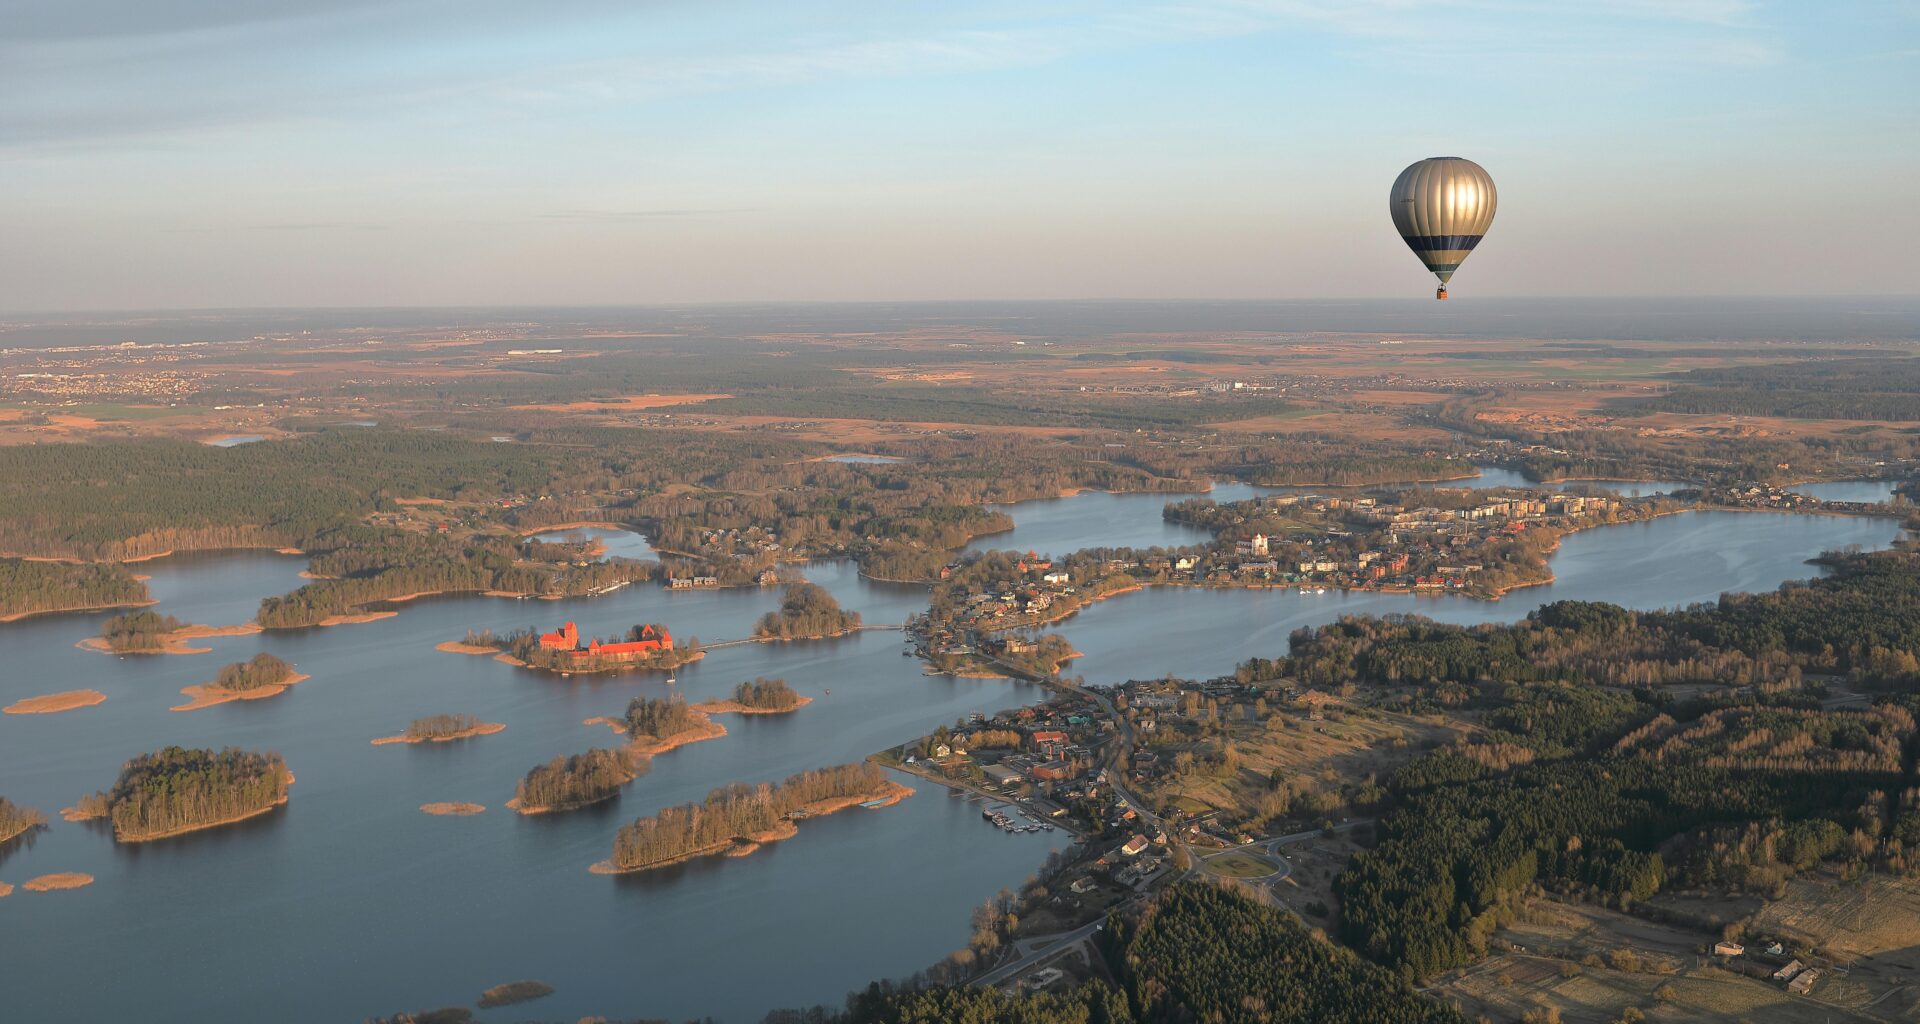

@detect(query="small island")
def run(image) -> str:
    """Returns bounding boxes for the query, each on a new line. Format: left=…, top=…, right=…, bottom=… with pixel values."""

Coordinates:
left=617, top=694, right=728, bottom=754
left=594, top=763, right=911, bottom=875
left=172, top=652, right=308, bottom=711
left=22, top=872, right=94, bottom=892
left=692, top=676, right=811, bottom=715
left=79, top=745, right=292, bottom=842
left=509, top=748, right=639, bottom=814
left=477, top=980, right=555, bottom=1009
left=4, top=689, right=107, bottom=715
left=0, top=796, right=48, bottom=846
left=449, top=622, right=703, bottom=675
left=753, top=582, right=860, bottom=640
left=94, top=610, right=187, bottom=653
left=420, top=802, right=486, bottom=816
left=82, top=611, right=261, bottom=655
left=372, top=713, right=506, bottom=745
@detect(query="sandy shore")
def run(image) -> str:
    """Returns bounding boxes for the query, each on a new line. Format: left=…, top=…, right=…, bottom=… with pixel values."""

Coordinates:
left=372, top=721, right=505, bottom=745
left=0, top=598, right=156, bottom=624
left=5, top=690, right=107, bottom=715
left=171, top=673, right=309, bottom=712
left=589, top=780, right=913, bottom=875
left=624, top=715, right=728, bottom=758
left=435, top=640, right=502, bottom=655
left=516, top=520, right=628, bottom=536
left=77, top=621, right=262, bottom=656
left=315, top=610, right=398, bottom=626
left=23, top=872, right=93, bottom=892
left=691, top=695, right=814, bottom=715
left=421, top=802, right=486, bottom=816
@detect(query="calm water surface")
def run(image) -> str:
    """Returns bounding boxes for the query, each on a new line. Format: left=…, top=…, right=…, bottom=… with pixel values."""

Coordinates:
left=0, top=545, right=1054, bottom=1024
left=1, top=501, right=1903, bottom=1022
left=1796, top=479, right=1901, bottom=503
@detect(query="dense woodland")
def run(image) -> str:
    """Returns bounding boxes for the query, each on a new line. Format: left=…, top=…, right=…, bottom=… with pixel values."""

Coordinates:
left=0, top=431, right=580, bottom=560
left=623, top=696, right=700, bottom=740
left=214, top=652, right=297, bottom=691
left=1627, top=357, right=1920, bottom=421
left=775, top=883, right=1461, bottom=1024
left=755, top=583, right=861, bottom=638
left=609, top=763, right=888, bottom=871
left=0, top=558, right=148, bottom=619
left=96, top=746, right=290, bottom=842
left=513, top=749, right=638, bottom=811
left=730, top=677, right=801, bottom=710
left=99, top=610, right=185, bottom=652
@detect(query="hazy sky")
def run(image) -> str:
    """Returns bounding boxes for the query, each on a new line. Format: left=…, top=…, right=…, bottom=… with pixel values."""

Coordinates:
left=2, top=1, right=1916, bottom=310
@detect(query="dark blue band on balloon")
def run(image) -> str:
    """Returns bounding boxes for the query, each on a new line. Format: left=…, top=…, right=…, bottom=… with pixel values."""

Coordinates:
left=1402, top=235, right=1482, bottom=251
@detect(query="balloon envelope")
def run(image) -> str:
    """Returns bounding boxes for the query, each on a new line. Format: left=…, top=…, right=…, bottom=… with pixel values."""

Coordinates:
left=1389, top=157, right=1496, bottom=287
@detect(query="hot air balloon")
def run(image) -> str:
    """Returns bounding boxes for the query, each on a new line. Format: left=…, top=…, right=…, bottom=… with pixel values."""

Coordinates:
left=1389, top=157, right=1496, bottom=300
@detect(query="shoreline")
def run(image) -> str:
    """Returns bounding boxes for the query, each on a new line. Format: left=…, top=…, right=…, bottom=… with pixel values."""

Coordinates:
left=171, top=673, right=309, bottom=712
left=518, top=520, right=632, bottom=537
left=77, top=621, right=264, bottom=656
left=5, top=689, right=108, bottom=715
left=0, top=598, right=157, bottom=624
left=588, top=780, right=914, bottom=875
left=372, top=721, right=506, bottom=745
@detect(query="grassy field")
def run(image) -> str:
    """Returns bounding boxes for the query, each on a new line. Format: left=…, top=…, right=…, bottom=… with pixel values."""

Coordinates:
left=1201, top=851, right=1279, bottom=879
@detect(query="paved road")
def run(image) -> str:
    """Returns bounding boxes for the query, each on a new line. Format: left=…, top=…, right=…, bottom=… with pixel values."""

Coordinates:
left=974, top=911, right=1117, bottom=988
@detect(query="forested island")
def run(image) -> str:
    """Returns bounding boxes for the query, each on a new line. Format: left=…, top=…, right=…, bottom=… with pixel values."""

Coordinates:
left=173, top=652, right=307, bottom=710
left=754, top=582, right=861, bottom=639
left=510, top=749, right=639, bottom=814
left=598, top=763, right=909, bottom=874
left=215, top=652, right=298, bottom=690
left=0, top=558, right=150, bottom=621
left=96, top=610, right=186, bottom=653
left=695, top=677, right=809, bottom=714
left=76, top=746, right=292, bottom=842
left=372, top=713, right=506, bottom=745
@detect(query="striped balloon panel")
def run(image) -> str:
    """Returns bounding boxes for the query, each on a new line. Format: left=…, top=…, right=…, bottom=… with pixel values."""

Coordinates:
left=1390, top=157, right=1496, bottom=284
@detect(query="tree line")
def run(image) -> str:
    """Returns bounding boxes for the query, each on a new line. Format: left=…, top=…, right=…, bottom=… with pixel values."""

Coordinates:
left=609, top=763, right=887, bottom=871
left=0, top=558, right=149, bottom=619
left=92, top=746, right=289, bottom=842
left=755, top=583, right=861, bottom=639
left=730, top=677, right=800, bottom=710
left=514, top=749, right=638, bottom=812
left=100, top=610, right=185, bottom=652
left=214, top=653, right=296, bottom=691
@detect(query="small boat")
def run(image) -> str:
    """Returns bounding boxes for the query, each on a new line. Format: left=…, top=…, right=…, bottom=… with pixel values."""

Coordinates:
left=665, top=675, right=676, bottom=684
